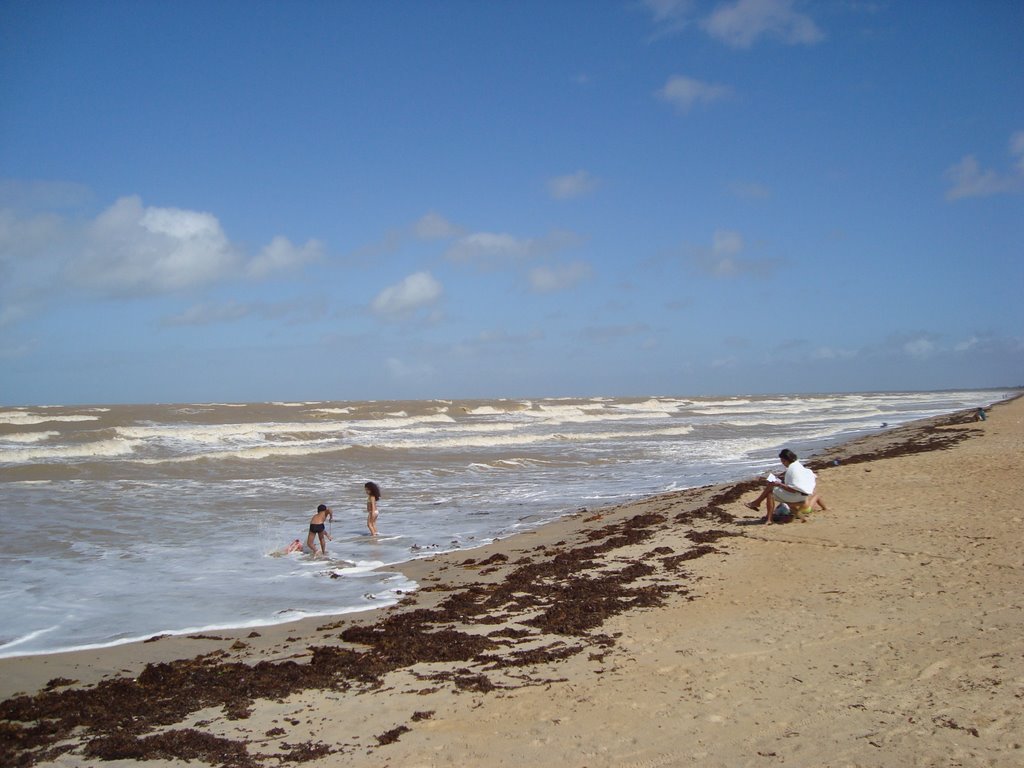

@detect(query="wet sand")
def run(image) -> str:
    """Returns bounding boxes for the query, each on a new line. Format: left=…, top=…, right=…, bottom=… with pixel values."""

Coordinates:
left=2, top=394, right=1022, bottom=767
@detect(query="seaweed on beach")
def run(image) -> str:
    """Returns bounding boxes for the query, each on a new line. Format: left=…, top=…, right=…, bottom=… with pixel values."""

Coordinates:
left=83, top=729, right=258, bottom=768
left=0, top=500, right=749, bottom=767
left=804, top=410, right=984, bottom=471
left=374, top=725, right=410, bottom=745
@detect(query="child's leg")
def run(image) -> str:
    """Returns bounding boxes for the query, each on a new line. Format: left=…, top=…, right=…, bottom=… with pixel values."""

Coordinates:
left=318, top=532, right=327, bottom=554
left=306, top=531, right=316, bottom=552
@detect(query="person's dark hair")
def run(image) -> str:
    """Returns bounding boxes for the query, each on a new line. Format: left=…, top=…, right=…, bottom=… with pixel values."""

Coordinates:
left=317, top=504, right=328, bottom=512
left=778, top=449, right=798, bottom=463
left=364, top=481, right=381, bottom=500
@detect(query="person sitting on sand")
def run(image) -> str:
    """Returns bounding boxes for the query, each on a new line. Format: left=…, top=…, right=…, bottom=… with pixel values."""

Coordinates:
left=307, top=504, right=333, bottom=555
left=745, top=449, right=817, bottom=524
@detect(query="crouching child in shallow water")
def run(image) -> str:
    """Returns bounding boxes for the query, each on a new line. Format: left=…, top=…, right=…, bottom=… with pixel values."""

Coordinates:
left=307, top=504, right=333, bottom=555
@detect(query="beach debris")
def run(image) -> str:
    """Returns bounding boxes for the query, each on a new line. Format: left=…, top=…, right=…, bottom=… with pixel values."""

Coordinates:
left=375, top=725, right=410, bottom=745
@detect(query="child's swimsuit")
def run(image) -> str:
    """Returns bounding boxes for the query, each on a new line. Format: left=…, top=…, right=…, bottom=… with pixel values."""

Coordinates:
left=309, top=523, right=325, bottom=533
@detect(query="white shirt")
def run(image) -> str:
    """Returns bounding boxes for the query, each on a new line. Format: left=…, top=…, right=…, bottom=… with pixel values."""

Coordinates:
left=784, top=460, right=816, bottom=495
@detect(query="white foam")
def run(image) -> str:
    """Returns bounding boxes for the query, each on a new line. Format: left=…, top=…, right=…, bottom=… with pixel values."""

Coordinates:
left=136, top=442, right=351, bottom=463
left=0, top=412, right=100, bottom=425
left=0, top=438, right=138, bottom=463
left=0, top=626, right=58, bottom=654
left=1, top=431, right=60, bottom=444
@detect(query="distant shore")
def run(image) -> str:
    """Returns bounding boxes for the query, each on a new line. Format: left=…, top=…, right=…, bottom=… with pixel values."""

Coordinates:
left=3, top=394, right=1021, bottom=767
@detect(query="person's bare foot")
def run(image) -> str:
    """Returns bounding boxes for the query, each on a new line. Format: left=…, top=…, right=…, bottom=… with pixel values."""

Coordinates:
left=745, top=501, right=760, bottom=512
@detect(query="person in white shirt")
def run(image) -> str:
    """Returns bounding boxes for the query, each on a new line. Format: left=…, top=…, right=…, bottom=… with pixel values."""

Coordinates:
left=745, top=449, right=817, bottom=524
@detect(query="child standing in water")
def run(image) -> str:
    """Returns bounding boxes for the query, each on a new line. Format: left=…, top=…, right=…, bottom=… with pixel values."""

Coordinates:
left=364, top=482, right=381, bottom=536
left=306, top=504, right=333, bottom=555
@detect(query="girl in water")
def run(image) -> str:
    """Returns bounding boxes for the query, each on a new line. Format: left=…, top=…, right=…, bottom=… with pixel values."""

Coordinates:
left=364, top=481, right=381, bottom=536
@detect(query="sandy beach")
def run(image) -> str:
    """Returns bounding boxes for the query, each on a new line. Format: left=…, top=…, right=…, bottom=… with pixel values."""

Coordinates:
left=2, top=394, right=1022, bottom=768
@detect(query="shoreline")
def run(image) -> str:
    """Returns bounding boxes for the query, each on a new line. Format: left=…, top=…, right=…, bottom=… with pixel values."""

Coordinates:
left=0, top=402, right=984, bottom=681
left=1, top=396, right=1000, bottom=666
left=2, top=395, right=1021, bottom=767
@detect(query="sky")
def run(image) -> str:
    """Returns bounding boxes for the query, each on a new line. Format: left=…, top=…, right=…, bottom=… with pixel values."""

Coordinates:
left=1, top=0, right=1022, bottom=406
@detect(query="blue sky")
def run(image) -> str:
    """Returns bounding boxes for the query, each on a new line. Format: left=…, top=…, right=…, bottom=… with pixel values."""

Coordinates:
left=1, top=0, right=1022, bottom=405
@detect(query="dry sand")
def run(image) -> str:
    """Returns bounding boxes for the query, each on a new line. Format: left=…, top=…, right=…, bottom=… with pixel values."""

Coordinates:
left=2, top=394, right=1022, bottom=768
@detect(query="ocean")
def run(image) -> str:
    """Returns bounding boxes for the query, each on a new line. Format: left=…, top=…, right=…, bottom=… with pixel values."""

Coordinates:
left=0, top=389, right=1012, bottom=658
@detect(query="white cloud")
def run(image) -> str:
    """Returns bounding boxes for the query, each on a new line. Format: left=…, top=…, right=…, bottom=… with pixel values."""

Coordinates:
left=445, top=229, right=582, bottom=268
left=643, top=0, right=695, bottom=38
left=945, top=130, right=1024, bottom=201
left=645, top=0, right=693, bottom=25
left=547, top=170, right=600, bottom=200
left=0, top=208, right=66, bottom=268
left=529, top=261, right=592, bottom=293
left=1, top=194, right=323, bottom=309
left=943, top=156, right=1014, bottom=200
left=903, top=337, right=936, bottom=359
left=954, top=336, right=980, bottom=352
left=446, top=232, right=525, bottom=264
left=246, top=236, right=323, bottom=279
left=702, top=0, right=824, bottom=49
left=1012, top=130, right=1024, bottom=173
left=70, top=196, right=241, bottom=295
left=658, top=75, right=731, bottom=113
left=689, top=228, right=782, bottom=278
left=413, top=212, right=462, bottom=240
left=371, top=271, right=443, bottom=318
left=696, top=229, right=744, bottom=276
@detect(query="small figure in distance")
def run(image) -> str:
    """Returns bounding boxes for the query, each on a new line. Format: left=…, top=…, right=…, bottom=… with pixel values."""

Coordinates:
left=307, top=504, right=333, bottom=556
left=364, top=481, right=382, bottom=536
left=975, top=407, right=987, bottom=422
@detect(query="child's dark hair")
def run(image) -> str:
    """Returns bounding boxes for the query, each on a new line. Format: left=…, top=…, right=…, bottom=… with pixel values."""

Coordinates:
left=364, top=481, right=381, bottom=500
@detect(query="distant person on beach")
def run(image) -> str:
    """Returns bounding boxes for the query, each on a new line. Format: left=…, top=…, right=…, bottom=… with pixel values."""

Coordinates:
left=975, top=407, right=987, bottom=422
left=745, top=449, right=817, bottom=524
left=307, top=504, right=333, bottom=555
left=364, top=481, right=381, bottom=536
